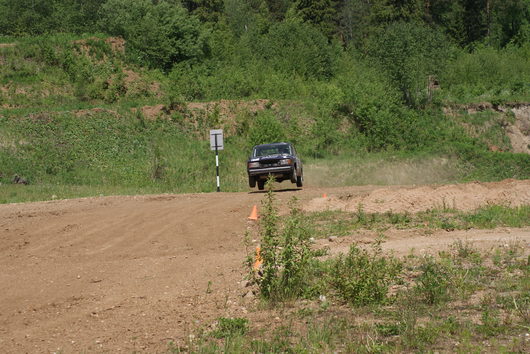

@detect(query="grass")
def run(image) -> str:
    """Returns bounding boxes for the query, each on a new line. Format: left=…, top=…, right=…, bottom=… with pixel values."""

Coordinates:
left=175, top=240, right=529, bottom=353
left=181, top=190, right=529, bottom=353
left=306, top=205, right=530, bottom=237
left=2, top=35, right=530, bottom=206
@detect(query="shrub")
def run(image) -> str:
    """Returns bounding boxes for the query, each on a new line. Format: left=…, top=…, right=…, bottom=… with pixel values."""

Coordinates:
left=366, top=21, right=453, bottom=107
left=257, top=182, right=314, bottom=301
left=414, top=256, right=450, bottom=305
left=330, top=242, right=402, bottom=306
left=98, top=0, right=207, bottom=70
left=248, top=111, right=286, bottom=147
left=336, top=58, right=441, bottom=150
left=249, top=21, right=340, bottom=79
left=212, top=317, right=248, bottom=339
left=440, top=43, right=530, bottom=103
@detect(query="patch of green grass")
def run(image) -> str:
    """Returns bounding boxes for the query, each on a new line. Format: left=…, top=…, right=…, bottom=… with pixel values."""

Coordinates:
left=210, top=317, right=248, bottom=339
left=306, top=205, right=530, bottom=238
left=330, top=242, right=402, bottom=306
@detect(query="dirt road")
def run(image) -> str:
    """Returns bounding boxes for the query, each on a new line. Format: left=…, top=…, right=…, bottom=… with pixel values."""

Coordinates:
left=1, top=180, right=529, bottom=352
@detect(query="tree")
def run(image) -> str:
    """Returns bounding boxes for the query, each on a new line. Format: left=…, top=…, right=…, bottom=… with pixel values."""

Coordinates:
left=265, top=0, right=292, bottom=20
left=295, top=0, right=337, bottom=37
left=181, top=0, right=224, bottom=22
left=367, top=21, right=452, bottom=107
left=99, top=0, right=207, bottom=70
left=369, top=0, right=424, bottom=24
left=252, top=21, right=340, bottom=79
left=0, top=0, right=56, bottom=35
left=490, top=0, right=530, bottom=47
left=224, top=0, right=270, bottom=36
left=335, top=0, right=371, bottom=46
left=425, top=0, right=467, bottom=45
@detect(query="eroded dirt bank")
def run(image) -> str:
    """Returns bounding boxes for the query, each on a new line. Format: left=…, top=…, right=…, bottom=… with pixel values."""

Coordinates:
left=0, top=180, right=529, bottom=352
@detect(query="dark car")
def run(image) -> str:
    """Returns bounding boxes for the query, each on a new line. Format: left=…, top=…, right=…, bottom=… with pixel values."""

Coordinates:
left=247, top=142, right=303, bottom=190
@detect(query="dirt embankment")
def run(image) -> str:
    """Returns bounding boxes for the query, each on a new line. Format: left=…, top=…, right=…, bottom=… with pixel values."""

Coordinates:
left=0, top=180, right=529, bottom=352
left=445, top=102, right=530, bottom=154
left=304, top=179, right=530, bottom=214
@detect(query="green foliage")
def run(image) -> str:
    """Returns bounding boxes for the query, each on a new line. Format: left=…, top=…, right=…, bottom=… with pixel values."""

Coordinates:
left=0, top=0, right=107, bottom=35
left=294, top=0, right=337, bottom=38
left=98, top=0, right=207, bottom=70
left=258, top=179, right=282, bottom=300
left=462, top=205, right=530, bottom=228
left=257, top=183, right=314, bottom=301
left=0, top=111, right=149, bottom=185
left=330, top=242, right=402, bottom=306
left=366, top=21, right=453, bottom=107
left=0, top=109, right=249, bottom=193
left=248, top=111, right=286, bottom=146
left=0, top=34, right=159, bottom=105
left=251, top=21, right=340, bottom=79
left=440, top=44, right=530, bottom=104
left=211, top=317, right=249, bottom=338
left=455, top=144, right=530, bottom=181
left=336, top=57, right=442, bottom=150
left=415, top=256, right=450, bottom=304
left=306, top=205, right=530, bottom=237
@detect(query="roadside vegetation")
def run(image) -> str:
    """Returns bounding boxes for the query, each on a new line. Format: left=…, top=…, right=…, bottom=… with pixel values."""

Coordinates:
left=174, top=185, right=530, bottom=353
left=1, top=1, right=530, bottom=202
left=308, top=204, right=530, bottom=237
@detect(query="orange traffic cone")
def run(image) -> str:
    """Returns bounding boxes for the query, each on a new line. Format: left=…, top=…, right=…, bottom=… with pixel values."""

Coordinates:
left=248, top=205, right=259, bottom=220
left=253, top=246, right=263, bottom=272
left=322, top=193, right=328, bottom=198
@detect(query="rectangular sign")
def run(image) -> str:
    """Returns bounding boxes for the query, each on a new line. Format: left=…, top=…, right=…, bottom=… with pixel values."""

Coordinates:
left=210, top=129, right=224, bottom=151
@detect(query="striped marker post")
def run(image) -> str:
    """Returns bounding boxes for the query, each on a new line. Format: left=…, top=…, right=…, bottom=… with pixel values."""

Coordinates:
left=210, top=129, right=224, bottom=192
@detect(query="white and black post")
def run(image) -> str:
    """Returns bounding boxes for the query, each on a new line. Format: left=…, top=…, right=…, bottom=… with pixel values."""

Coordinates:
left=215, top=134, right=220, bottom=192
left=209, top=129, right=224, bottom=192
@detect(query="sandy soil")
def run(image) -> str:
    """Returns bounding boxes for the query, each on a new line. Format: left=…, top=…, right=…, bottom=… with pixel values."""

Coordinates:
left=304, top=179, right=530, bottom=213
left=0, top=180, right=529, bottom=352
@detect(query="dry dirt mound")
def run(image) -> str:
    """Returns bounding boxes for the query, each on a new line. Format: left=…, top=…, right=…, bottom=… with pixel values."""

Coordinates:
left=72, top=37, right=125, bottom=55
left=304, top=179, right=530, bottom=214
left=133, top=99, right=275, bottom=134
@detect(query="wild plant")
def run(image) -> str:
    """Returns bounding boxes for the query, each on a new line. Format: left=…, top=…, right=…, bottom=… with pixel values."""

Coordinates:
left=256, top=177, right=314, bottom=302
left=330, top=240, right=402, bottom=306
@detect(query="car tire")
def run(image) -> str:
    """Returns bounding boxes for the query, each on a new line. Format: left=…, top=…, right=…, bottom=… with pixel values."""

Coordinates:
left=296, top=173, right=303, bottom=188
left=257, top=180, right=265, bottom=191
left=249, top=176, right=256, bottom=188
left=290, top=168, right=297, bottom=183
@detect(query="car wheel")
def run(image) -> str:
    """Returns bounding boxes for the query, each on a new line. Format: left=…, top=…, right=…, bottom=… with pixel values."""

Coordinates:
left=296, top=173, right=303, bottom=188
left=249, top=176, right=256, bottom=188
left=290, top=168, right=297, bottom=183
left=258, top=180, right=265, bottom=191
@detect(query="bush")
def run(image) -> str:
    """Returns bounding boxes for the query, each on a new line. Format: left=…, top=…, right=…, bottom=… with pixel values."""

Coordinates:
left=249, top=21, right=340, bottom=80
left=336, top=58, right=441, bottom=150
left=414, top=257, right=450, bottom=305
left=99, top=0, right=207, bottom=70
left=366, top=21, right=453, bottom=107
left=212, top=317, right=249, bottom=338
left=257, top=185, right=314, bottom=302
left=248, top=111, right=286, bottom=147
left=330, top=243, right=402, bottom=306
left=440, top=44, right=530, bottom=103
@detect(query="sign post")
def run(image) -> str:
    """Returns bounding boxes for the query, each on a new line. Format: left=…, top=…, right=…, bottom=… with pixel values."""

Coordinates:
left=209, top=129, right=224, bottom=192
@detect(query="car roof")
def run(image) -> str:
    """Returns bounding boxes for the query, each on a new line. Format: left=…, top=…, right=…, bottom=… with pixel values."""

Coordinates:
left=253, top=142, right=292, bottom=148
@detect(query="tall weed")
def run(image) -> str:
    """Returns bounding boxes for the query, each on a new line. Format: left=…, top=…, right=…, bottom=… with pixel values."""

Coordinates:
left=330, top=241, right=402, bottom=306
